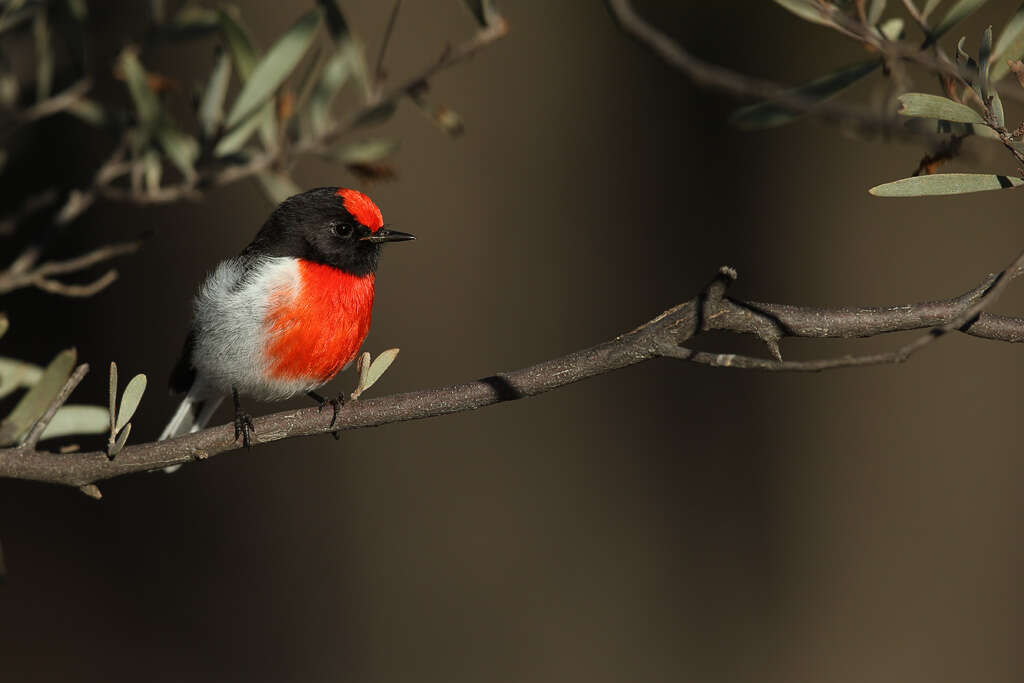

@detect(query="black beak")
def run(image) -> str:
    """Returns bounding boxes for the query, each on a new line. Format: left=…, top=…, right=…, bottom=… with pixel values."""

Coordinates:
left=360, top=228, right=416, bottom=243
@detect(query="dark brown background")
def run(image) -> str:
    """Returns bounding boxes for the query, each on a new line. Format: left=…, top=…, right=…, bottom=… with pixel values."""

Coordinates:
left=1, top=1, right=1022, bottom=681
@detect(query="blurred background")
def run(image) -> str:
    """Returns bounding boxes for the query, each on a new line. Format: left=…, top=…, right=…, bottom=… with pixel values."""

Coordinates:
left=2, top=1, right=1023, bottom=681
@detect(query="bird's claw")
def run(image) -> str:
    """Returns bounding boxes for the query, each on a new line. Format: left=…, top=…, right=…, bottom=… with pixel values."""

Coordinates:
left=233, top=410, right=255, bottom=449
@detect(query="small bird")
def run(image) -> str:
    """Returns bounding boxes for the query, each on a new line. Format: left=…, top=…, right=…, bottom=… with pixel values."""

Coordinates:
left=159, top=187, right=414, bottom=466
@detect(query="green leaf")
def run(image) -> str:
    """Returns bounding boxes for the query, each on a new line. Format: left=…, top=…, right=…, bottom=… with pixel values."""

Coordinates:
left=462, top=0, right=501, bottom=26
left=991, top=89, right=1005, bottom=127
left=115, top=373, right=147, bottom=433
left=868, top=0, right=887, bottom=25
left=110, top=422, right=131, bottom=456
left=731, top=59, right=881, bottom=129
left=355, top=351, right=371, bottom=391
left=156, top=126, right=199, bottom=180
left=351, top=100, right=397, bottom=128
left=896, top=93, right=984, bottom=122
left=0, top=348, right=75, bottom=446
left=317, top=0, right=370, bottom=97
left=308, top=51, right=353, bottom=136
left=923, top=0, right=944, bottom=19
left=66, top=98, right=108, bottom=127
left=870, top=173, right=1024, bottom=196
left=213, top=6, right=278, bottom=155
left=325, top=138, right=399, bottom=164
left=142, top=148, right=162, bottom=193
left=0, top=315, right=8, bottom=340
left=878, top=17, right=904, bottom=40
left=0, top=357, right=43, bottom=400
left=223, top=8, right=322, bottom=129
left=362, top=348, right=399, bottom=393
left=931, top=0, right=991, bottom=41
left=255, top=171, right=301, bottom=205
left=199, top=48, right=232, bottom=139
left=119, top=49, right=160, bottom=130
left=979, top=25, right=993, bottom=97
left=773, top=0, right=832, bottom=26
left=40, top=405, right=110, bottom=441
left=991, top=2, right=1024, bottom=82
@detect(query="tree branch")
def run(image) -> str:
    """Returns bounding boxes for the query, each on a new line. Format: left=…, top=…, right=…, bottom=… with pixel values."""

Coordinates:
left=3, top=259, right=1024, bottom=489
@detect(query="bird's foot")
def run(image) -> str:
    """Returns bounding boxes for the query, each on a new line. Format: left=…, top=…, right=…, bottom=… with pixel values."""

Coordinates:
left=308, top=391, right=348, bottom=439
left=232, top=387, right=255, bottom=449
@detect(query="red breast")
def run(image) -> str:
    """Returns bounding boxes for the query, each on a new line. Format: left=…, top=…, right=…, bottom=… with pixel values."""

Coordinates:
left=264, top=259, right=375, bottom=383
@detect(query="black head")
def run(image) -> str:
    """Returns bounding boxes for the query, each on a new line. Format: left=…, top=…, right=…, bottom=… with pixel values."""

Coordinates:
left=242, top=187, right=414, bottom=276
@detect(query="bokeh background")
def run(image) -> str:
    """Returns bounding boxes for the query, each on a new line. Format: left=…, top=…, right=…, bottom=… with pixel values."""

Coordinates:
left=2, top=1, right=1023, bottom=681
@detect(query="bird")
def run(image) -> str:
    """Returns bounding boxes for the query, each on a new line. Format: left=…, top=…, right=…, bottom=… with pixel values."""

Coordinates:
left=159, top=187, right=414, bottom=469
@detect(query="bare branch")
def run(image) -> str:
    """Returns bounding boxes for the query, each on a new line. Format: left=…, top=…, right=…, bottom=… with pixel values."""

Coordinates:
left=3, top=256, right=1024, bottom=488
left=0, top=241, right=139, bottom=297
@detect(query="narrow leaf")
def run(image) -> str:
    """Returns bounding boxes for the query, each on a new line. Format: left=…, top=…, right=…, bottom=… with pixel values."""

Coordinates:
left=119, top=49, right=160, bottom=129
left=156, top=126, right=199, bottom=180
left=991, top=2, right=1024, bottom=82
left=868, top=0, right=887, bottom=25
left=356, top=351, right=371, bottom=391
left=223, top=8, right=322, bottom=129
left=979, top=25, right=993, bottom=97
left=932, top=0, right=991, bottom=41
left=318, top=0, right=371, bottom=97
left=896, top=93, right=984, bottom=122
left=878, top=17, right=904, bottom=40
left=772, top=0, right=832, bottom=26
left=40, top=405, right=110, bottom=441
left=199, top=48, right=232, bottom=139
left=115, top=373, right=147, bottom=433
left=324, top=138, right=399, bottom=164
left=870, top=173, right=1024, bottom=196
left=214, top=5, right=278, bottom=154
left=0, top=357, right=43, bottom=400
left=731, top=59, right=881, bottom=129
left=362, top=349, right=399, bottom=393
left=463, top=0, right=501, bottom=26
left=110, top=422, right=131, bottom=457
left=0, top=348, right=76, bottom=446
left=0, top=316, right=7, bottom=340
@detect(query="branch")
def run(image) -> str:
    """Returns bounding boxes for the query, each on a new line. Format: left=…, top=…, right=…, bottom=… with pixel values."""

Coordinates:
left=3, top=259, right=1024, bottom=489
left=0, top=241, right=139, bottom=297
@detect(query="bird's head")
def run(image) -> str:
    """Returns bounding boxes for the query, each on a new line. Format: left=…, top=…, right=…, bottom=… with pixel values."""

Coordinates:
left=248, top=187, right=415, bottom=275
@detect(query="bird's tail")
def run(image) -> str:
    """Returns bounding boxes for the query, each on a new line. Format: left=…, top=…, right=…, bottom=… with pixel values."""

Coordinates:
left=159, top=377, right=223, bottom=473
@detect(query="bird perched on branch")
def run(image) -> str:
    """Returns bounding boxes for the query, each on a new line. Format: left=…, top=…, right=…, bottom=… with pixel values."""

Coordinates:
left=159, top=187, right=414, bottom=470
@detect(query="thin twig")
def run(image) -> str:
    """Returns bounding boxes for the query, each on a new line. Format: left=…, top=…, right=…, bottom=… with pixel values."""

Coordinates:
left=374, top=0, right=403, bottom=90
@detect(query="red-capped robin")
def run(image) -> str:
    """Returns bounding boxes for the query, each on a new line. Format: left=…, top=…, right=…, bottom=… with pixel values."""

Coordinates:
left=159, top=187, right=414, bottom=469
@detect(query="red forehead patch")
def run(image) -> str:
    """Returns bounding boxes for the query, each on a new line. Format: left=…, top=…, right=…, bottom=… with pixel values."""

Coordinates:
left=336, top=188, right=383, bottom=232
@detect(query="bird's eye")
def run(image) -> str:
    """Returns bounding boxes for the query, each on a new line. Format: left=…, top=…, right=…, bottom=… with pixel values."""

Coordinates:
left=330, top=222, right=352, bottom=238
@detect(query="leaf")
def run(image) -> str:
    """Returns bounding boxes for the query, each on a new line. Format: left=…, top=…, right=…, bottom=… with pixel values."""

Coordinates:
left=878, top=17, right=904, bottom=40
left=870, top=173, right=1024, bottom=196
left=0, top=316, right=7, bottom=340
left=118, top=48, right=160, bottom=130
left=362, top=349, right=399, bottom=393
left=868, top=0, right=887, bottom=25
left=318, top=0, right=371, bottom=97
left=223, top=8, right=322, bottom=130
left=115, top=373, right=147, bottom=433
left=156, top=126, right=199, bottom=180
left=108, top=361, right=117, bottom=437
left=66, top=98, right=108, bottom=127
left=991, top=89, right=1005, bottom=127
left=0, top=357, right=43, bottom=400
left=110, top=422, right=131, bottom=457
left=40, top=405, right=110, bottom=441
left=324, top=138, right=399, bottom=164
left=142, top=148, right=162, bottom=193
left=896, top=93, right=984, bottom=122
left=462, top=0, right=501, bottom=27
left=199, top=48, right=232, bottom=139
left=213, top=6, right=278, bottom=154
left=979, top=25, right=993, bottom=97
left=731, top=59, right=881, bottom=129
left=923, top=0, right=944, bottom=18
left=355, top=351, right=371, bottom=391
left=931, top=0, right=991, bottom=42
left=255, top=171, right=301, bottom=205
left=991, top=2, right=1024, bottom=82
left=772, top=0, right=832, bottom=26
left=0, top=348, right=75, bottom=446
left=351, top=100, right=397, bottom=128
